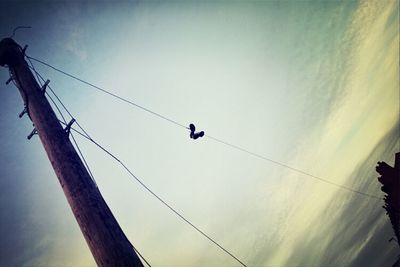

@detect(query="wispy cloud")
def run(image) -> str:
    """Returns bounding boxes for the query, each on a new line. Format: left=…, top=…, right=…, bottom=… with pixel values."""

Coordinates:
left=286, top=120, right=399, bottom=267
left=259, top=1, right=399, bottom=266
left=64, top=27, right=87, bottom=61
left=53, top=2, right=88, bottom=61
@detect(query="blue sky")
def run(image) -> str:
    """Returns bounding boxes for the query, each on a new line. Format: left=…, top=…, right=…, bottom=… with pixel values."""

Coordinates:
left=0, top=1, right=399, bottom=266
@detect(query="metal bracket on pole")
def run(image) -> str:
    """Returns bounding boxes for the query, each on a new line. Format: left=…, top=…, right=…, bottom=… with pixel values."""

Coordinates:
left=41, top=79, right=50, bottom=94
left=22, top=45, right=28, bottom=56
left=64, top=119, right=75, bottom=136
left=27, top=128, right=37, bottom=140
left=19, top=106, right=27, bottom=118
left=5, top=77, right=12, bottom=85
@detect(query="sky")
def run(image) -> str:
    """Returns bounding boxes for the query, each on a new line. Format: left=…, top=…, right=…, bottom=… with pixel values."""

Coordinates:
left=0, top=0, right=399, bottom=266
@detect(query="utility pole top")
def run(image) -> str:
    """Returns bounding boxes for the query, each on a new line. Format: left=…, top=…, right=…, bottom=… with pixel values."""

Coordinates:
left=0, top=38, right=24, bottom=67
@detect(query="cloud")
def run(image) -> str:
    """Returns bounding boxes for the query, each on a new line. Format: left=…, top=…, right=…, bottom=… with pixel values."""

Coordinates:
left=64, top=27, right=87, bottom=61
left=52, top=2, right=88, bottom=61
left=256, top=0, right=399, bottom=266
left=286, top=120, right=400, bottom=267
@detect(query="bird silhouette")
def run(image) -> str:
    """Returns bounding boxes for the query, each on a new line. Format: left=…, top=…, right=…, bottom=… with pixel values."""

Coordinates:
left=189, top=123, right=204, bottom=140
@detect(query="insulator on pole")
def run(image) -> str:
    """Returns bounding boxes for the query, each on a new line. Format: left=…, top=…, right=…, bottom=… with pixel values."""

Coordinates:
left=41, top=79, right=50, bottom=94
left=5, top=77, right=12, bottom=84
left=27, top=128, right=37, bottom=140
left=19, top=106, right=27, bottom=118
left=64, top=118, right=75, bottom=136
left=22, top=45, right=28, bottom=56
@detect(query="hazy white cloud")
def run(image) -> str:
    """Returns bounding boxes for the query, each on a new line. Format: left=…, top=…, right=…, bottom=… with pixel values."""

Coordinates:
left=260, top=1, right=399, bottom=266
left=64, top=27, right=87, bottom=61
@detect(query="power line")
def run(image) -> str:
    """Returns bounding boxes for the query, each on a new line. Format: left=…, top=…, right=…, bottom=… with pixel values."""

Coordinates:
left=27, top=56, right=187, bottom=129
left=27, top=60, right=97, bottom=186
left=29, top=61, right=247, bottom=264
left=132, top=246, right=152, bottom=267
left=47, top=89, right=98, bottom=186
left=205, top=135, right=381, bottom=200
left=34, top=64, right=248, bottom=265
left=27, top=63, right=153, bottom=267
left=10, top=26, right=32, bottom=39
left=28, top=56, right=381, bottom=199
left=29, top=62, right=248, bottom=267
left=59, top=120, right=248, bottom=267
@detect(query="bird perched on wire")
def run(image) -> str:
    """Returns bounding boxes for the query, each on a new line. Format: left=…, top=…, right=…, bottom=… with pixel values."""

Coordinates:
left=189, top=123, right=204, bottom=140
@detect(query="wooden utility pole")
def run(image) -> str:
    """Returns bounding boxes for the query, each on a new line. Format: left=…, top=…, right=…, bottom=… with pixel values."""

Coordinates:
left=0, top=38, right=144, bottom=267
